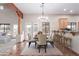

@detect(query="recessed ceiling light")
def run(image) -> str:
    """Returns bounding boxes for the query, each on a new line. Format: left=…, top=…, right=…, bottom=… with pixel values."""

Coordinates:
left=70, top=10, right=73, bottom=12
left=64, top=9, right=67, bottom=11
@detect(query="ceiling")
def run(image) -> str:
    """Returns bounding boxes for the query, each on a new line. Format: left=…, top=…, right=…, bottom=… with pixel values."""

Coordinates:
left=14, top=3, right=79, bottom=15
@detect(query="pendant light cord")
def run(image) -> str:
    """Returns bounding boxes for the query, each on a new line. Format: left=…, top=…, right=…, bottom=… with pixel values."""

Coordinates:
left=41, top=3, right=44, bottom=17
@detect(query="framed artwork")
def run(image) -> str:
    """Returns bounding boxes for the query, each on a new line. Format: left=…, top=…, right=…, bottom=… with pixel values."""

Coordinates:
left=0, top=23, right=10, bottom=33
left=59, top=18, right=68, bottom=30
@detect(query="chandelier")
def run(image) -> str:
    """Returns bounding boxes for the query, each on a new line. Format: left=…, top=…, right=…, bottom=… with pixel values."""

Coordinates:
left=38, top=3, right=48, bottom=20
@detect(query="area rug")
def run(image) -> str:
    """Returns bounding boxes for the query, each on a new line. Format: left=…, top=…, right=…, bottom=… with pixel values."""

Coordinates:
left=21, top=43, right=63, bottom=56
left=0, top=39, right=16, bottom=56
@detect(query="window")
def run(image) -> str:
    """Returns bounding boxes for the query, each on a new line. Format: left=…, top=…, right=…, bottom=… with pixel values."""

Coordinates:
left=67, top=22, right=76, bottom=31
left=0, top=23, right=10, bottom=33
left=59, top=18, right=68, bottom=30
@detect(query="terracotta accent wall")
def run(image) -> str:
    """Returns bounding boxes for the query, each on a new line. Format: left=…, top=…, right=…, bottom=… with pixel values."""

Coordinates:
left=7, top=3, right=23, bottom=18
left=18, top=16, right=22, bottom=34
left=6, top=3, right=23, bottom=34
left=16, top=11, right=22, bottom=34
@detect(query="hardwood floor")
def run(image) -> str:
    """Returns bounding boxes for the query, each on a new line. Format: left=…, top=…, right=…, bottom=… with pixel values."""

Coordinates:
left=10, top=41, right=27, bottom=56
left=9, top=41, right=78, bottom=56
left=54, top=42, right=78, bottom=56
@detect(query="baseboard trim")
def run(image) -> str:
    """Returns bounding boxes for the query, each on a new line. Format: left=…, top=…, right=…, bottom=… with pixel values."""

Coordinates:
left=66, top=47, right=79, bottom=56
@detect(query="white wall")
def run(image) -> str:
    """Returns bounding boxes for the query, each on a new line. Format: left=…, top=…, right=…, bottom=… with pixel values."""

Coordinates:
left=23, top=14, right=79, bottom=53
left=71, top=35, right=79, bottom=54
left=23, top=14, right=79, bottom=33
left=0, top=4, right=18, bottom=43
left=0, top=5, right=18, bottom=34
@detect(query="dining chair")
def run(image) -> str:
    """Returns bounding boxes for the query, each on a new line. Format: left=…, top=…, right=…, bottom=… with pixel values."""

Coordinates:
left=28, top=34, right=36, bottom=47
left=63, top=32, right=73, bottom=47
left=47, top=33, right=54, bottom=47
left=36, top=34, right=47, bottom=53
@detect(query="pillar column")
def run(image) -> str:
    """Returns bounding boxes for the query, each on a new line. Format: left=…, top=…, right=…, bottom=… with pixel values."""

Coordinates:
left=16, top=11, right=22, bottom=43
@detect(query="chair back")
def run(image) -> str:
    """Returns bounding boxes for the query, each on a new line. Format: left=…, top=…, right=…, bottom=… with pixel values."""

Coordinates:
left=64, top=32, right=73, bottom=39
left=37, top=34, right=47, bottom=45
left=49, top=33, right=54, bottom=41
left=28, top=34, right=31, bottom=40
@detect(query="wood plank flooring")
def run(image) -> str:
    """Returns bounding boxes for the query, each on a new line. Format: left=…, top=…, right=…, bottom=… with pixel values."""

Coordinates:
left=9, top=41, right=78, bottom=56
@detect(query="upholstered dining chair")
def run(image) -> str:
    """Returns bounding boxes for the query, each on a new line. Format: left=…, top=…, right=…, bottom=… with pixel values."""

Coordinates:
left=47, top=33, right=54, bottom=47
left=28, top=34, right=36, bottom=47
left=63, top=32, right=73, bottom=47
left=36, top=34, right=47, bottom=53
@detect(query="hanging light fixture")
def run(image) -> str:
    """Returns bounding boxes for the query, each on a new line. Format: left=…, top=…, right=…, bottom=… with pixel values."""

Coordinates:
left=38, top=3, right=48, bottom=20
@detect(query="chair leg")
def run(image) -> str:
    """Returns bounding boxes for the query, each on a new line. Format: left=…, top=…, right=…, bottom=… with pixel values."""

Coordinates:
left=28, top=42, right=31, bottom=47
left=50, top=41, right=54, bottom=47
left=38, top=45, right=47, bottom=53
left=52, top=42, right=54, bottom=47
left=35, top=41, right=37, bottom=48
left=45, top=45, right=47, bottom=53
left=39, top=48, right=40, bottom=53
left=38, top=45, right=40, bottom=53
